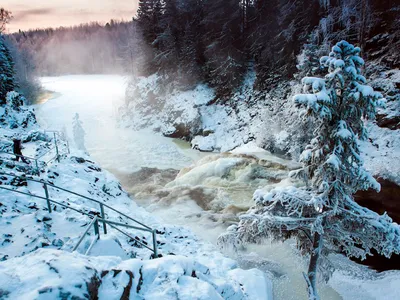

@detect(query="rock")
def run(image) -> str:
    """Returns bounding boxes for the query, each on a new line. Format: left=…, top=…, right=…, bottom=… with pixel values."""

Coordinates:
left=376, top=114, right=400, bottom=130
left=0, top=254, right=9, bottom=261
left=162, top=123, right=193, bottom=140
left=22, top=131, right=51, bottom=143
left=353, top=178, right=400, bottom=271
left=28, top=202, right=38, bottom=209
left=42, top=216, right=52, bottom=222
left=355, top=178, right=400, bottom=223
left=71, top=156, right=86, bottom=164
left=52, top=239, right=64, bottom=247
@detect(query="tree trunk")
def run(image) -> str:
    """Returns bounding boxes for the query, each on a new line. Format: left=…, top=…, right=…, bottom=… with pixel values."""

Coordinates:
left=305, top=230, right=323, bottom=300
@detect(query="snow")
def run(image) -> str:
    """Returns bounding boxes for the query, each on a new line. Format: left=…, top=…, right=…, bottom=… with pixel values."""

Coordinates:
left=120, top=72, right=270, bottom=153
left=2, top=71, right=398, bottom=299
left=0, top=76, right=273, bottom=299
left=0, top=248, right=272, bottom=299
left=361, top=121, right=400, bottom=185
left=231, top=141, right=267, bottom=154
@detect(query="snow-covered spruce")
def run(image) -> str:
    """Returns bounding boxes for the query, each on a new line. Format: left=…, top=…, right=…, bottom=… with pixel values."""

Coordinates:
left=220, top=41, right=400, bottom=299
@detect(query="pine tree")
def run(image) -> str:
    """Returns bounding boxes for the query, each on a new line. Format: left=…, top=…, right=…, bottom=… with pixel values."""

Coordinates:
left=0, top=35, right=16, bottom=104
left=223, top=41, right=400, bottom=299
left=0, top=8, right=12, bottom=34
left=202, top=0, right=245, bottom=97
left=153, top=0, right=181, bottom=76
left=72, top=113, right=86, bottom=152
left=137, top=0, right=163, bottom=75
left=296, top=33, right=323, bottom=79
left=137, top=0, right=163, bottom=44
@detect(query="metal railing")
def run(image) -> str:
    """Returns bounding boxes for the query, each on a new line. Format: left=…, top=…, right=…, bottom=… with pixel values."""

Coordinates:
left=0, top=151, right=41, bottom=176
left=72, top=216, right=100, bottom=255
left=0, top=172, right=159, bottom=258
left=0, top=130, right=69, bottom=176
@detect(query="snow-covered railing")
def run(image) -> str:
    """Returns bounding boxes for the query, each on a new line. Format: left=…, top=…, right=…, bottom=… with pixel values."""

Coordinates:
left=0, top=131, right=69, bottom=176
left=72, top=215, right=100, bottom=255
left=43, top=130, right=70, bottom=156
left=0, top=151, right=41, bottom=176
left=0, top=172, right=159, bottom=258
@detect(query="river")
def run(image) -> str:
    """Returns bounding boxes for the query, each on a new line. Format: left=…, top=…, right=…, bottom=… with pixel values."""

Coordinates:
left=36, top=75, right=383, bottom=300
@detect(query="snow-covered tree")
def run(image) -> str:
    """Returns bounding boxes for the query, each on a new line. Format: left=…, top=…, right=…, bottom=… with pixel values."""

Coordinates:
left=72, top=113, right=86, bottom=152
left=0, top=35, right=16, bottom=104
left=223, top=41, right=400, bottom=299
left=296, top=33, right=324, bottom=79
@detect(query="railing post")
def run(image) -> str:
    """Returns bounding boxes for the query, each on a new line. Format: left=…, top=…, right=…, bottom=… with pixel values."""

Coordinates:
left=54, top=132, right=60, bottom=162
left=66, top=139, right=70, bottom=154
left=100, top=203, right=107, bottom=234
left=152, top=229, right=158, bottom=258
left=43, top=183, right=52, bottom=213
left=94, top=218, right=100, bottom=239
left=35, top=159, right=40, bottom=176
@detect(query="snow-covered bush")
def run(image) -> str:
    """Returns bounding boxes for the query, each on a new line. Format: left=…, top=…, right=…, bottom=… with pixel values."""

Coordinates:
left=224, top=41, right=400, bottom=299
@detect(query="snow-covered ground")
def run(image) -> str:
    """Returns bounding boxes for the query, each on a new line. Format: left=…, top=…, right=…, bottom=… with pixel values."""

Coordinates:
left=26, top=75, right=400, bottom=300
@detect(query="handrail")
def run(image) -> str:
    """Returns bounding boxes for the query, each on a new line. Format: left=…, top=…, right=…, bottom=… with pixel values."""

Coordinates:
left=0, top=172, right=159, bottom=257
left=0, top=151, right=38, bottom=161
left=36, top=146, right=56, bottom=160
left=0, top=152, right=41, bottom=176
left=0, top=171, right=152, bottom=230
left=0, top=130, right=67, bottom=176
left=73, top=216, right=99, bottom=252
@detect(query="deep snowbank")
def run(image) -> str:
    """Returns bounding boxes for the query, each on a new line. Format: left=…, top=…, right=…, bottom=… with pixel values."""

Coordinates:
left=0, top=248, right=272, bottom=299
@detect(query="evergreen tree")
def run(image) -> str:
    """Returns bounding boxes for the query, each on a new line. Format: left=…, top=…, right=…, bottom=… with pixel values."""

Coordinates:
left=0, top=8, right=12, bottom=34
left=224, top=41, right=400, bottom=299
left=153, top=0, right=181, bottom=76
left=72, top=113, right=86, bottom=152
left=202, top=0, right=245, bottom=97
left=296, top=33, right=324, bottom=79
left=0, top=35, right=16, bottom=104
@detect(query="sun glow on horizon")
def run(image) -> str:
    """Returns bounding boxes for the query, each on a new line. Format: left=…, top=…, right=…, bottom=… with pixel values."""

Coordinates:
left=2, top=0, right=138, bottom=32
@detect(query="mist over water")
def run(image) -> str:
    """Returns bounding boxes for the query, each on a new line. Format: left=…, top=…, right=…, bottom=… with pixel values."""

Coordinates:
left=36, top=75, right=342, bottom=300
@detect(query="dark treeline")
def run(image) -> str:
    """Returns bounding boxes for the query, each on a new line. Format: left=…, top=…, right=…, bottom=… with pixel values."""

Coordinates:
left=1, top=8, right=40, bottom=103
left=137, top=0, right=399, bottom=96
left=9, top=20, right=143, bottom=76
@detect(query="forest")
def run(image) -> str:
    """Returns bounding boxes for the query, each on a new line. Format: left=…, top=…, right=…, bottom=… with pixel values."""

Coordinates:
left=8, top=0, right=399, bottom=97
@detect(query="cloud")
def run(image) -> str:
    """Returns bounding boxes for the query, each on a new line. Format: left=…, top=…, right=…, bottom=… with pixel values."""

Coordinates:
left=13, top=8, right=55, bottom=22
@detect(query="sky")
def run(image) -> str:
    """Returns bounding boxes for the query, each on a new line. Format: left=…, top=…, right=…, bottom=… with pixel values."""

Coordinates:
left=2, top=0, right=138, bottom=32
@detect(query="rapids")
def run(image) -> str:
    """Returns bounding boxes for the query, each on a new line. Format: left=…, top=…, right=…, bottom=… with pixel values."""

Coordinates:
left=36, top=75, right=345, bottom=299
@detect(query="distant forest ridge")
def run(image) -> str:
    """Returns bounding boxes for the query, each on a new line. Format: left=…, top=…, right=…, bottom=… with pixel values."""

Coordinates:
left=7, top=0, right=400, bottom=96
left=8, top=20, right=139, bottom=76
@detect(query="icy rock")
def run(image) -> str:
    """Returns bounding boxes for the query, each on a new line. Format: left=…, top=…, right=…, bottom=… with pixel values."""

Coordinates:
left=51, top=239, right=64, bottom=247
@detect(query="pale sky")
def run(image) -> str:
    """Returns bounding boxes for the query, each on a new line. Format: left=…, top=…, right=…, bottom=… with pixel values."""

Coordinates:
left=3, top=0, right=138, bottom=32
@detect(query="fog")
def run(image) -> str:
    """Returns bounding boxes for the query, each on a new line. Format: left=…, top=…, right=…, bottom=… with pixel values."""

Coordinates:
left=10, top=20, right=148, bottom=76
